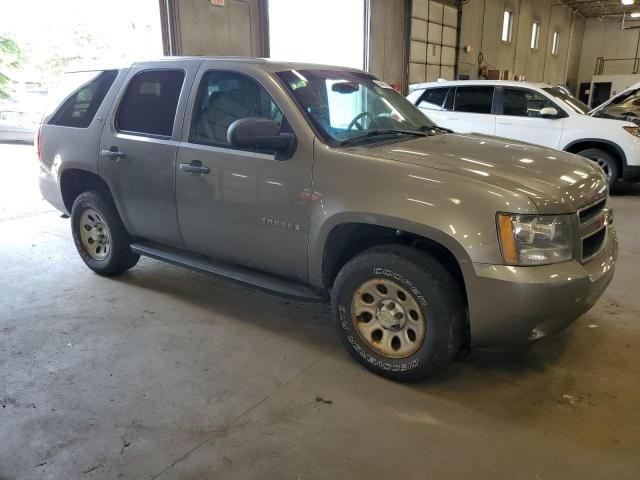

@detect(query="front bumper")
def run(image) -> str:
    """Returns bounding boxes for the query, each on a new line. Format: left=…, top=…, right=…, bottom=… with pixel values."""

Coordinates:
left=464, top=225, right=617, bottom=347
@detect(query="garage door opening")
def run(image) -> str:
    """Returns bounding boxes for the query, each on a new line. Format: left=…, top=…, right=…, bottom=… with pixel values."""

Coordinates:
left=268, top=0, right=366, bottom=69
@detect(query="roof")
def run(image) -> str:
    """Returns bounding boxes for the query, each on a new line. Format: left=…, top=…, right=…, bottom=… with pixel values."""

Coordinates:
left=130, top=56, right=360, bottom=74
left=410, top=79, right=552, bottom=90
left=562, top=0, right=639, bottom=18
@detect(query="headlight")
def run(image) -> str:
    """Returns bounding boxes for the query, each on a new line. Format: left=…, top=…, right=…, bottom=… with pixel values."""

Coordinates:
left=497, top=213, right=574, bottom=266
left=623, top=126, right=640, bottom=138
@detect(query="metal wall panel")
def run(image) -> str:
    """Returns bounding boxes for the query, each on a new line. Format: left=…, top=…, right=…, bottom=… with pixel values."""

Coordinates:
left=442, top=26, right=457, bottom=47
left=426, top=43, right=441, bottom=63
left=429, top=1, right=443, bottom=23
left=413, top=0, right=428, bottom=20
left=440, top=65, right=455, bottom=80
left=410, top=41, right=427, bottom=63
left=441, top=46, right=456, bottom=66
left=443, top=5, right=457, bottom=27
left=426, top=64, right=441, bottom=81
left=411, top=18, right=428, bottom=42
left=409, top=62, right=426, bottom=83
left=409, top=0, right=459, bottom=84
left=427, top=22, right=443, bottom=44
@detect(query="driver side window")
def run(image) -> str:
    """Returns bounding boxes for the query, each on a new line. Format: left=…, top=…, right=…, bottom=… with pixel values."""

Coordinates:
left=189, top=71, right=285, bottom=147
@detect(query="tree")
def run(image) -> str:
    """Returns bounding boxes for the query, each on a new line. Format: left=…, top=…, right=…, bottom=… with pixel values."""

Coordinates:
left=0, top=36, right=23, bottom=99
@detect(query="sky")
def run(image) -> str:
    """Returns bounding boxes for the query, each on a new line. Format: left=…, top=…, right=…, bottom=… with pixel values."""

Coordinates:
left=268, top=0, right=365, bottom=69
left=0, top=0, right=366, bottom=96
left=0, top=0, right=162, bottom=87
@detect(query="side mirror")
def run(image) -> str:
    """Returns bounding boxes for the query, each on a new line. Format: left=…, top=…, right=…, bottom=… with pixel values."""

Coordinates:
left=227, top=118, right=294, bottom=153
left=540, top=107, right=559, bottom=119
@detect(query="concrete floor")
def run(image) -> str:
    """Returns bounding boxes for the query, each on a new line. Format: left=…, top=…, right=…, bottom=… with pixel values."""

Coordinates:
left=1, top=142, right=639, bottom=479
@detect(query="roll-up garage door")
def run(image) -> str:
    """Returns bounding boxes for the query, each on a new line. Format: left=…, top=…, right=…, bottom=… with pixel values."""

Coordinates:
left=409, top=0, right=459, bottom=84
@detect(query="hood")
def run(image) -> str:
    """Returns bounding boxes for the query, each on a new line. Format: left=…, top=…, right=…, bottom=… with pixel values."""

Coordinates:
left=354, top=133, right=608, bottom=214
left=589, top=81, right=640, bottom=116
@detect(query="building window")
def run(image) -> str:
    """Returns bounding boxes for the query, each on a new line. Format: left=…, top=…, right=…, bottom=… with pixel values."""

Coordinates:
left=501, top=10, right=513, bottom=42
left=531, top=21, right=540, bottom=50
left=551, top=31, right=560, bottom=56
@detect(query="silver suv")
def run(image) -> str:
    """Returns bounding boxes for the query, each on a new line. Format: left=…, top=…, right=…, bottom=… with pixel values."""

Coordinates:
left=38, top=58, right=617, bottom=381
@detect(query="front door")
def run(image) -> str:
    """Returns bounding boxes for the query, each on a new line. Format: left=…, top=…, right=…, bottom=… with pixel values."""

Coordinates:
left=99, top=60, right=201, bottom=247
left=175, top=65, right=313, bottom=282
left=495, top=87, right=565, bottom=149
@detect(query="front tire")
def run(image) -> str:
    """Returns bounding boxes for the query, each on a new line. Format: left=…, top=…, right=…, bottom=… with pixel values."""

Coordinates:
left=331, top=245, right=464, bottom=382
left=70, top=190, right=139, bottom=276
left=576, top=148, right=619, bottom=189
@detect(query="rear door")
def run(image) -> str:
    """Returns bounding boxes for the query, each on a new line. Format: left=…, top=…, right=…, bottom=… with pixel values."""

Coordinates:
left=495, top=87, right=565, bottom=148
left=438, top=85, right=496, bottom=135
left=414, top=86, right=450, bottom=124
left=99, top=60, right=201, bottom=247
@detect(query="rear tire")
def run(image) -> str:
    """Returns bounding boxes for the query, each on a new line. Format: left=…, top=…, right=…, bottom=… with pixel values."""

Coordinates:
left=331, top=245, right=464, bottom=382
left=70, top=190, right=139, bottom=276
left=576, top=148, right=619, bottom=189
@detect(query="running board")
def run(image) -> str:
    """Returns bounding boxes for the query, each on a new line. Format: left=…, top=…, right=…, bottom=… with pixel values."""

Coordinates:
left=130, top=242, right=322, bottom=302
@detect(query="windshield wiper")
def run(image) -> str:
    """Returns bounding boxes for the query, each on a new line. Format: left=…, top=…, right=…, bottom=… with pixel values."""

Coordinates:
left=419, top=125, right=452, bottom=134
left=338, top=129, right=427, bottom=146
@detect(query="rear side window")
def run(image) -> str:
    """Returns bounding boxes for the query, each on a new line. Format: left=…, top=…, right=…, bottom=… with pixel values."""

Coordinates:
left=417, top=88, right=449, bottom=111
left=48, top=70, right=117, bottom=128
left=454, top=86, right=494, bottom=114
left=116, top=69, right=185, bottom=137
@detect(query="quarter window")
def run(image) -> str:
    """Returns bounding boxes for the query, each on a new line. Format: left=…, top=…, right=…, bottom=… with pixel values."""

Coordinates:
left=48, top=70, right=117, bottom=128
left=453, top=87, right=494, bottom=114
left=190, top=71, right=285, bottom=147
left=417, top=88, right=449, bottom=111
left=502, top=88, right=557, bottom=117
left=116, top=69, right=185, bottom=137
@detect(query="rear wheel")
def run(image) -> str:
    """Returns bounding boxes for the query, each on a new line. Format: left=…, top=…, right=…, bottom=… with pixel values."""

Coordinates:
left=331, top=245, right=464, bottom=382
left=576, top=148, right=619, bottom=189
left=71, top=190, right=139, bottom=276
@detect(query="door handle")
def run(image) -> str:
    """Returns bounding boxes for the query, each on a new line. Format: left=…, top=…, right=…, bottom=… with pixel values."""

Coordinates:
left=101, top=148, right=126, bottom=159
left=444, top=117, right=459, bottom=121
left=497, top=122, right=513, bottom=126
left=180, top=161, right=210, bottom=175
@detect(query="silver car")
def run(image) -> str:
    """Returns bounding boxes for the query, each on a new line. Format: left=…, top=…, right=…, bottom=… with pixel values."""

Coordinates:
left=0, top=107, right=38, bottom=143
left=37, top=58, right=617, bottom=381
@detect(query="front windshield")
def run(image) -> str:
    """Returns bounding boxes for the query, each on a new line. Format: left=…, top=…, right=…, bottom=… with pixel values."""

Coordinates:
left=276, top=69, right=437, bottom=145
left=542, top=87, right=590, bottom=115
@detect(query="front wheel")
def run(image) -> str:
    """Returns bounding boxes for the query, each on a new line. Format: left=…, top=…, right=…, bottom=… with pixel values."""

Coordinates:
left=331, top=245, right=464, bottom=382
left=576, top=148, right=619, bottom=189
left=71, top=190, right=139, bottom=276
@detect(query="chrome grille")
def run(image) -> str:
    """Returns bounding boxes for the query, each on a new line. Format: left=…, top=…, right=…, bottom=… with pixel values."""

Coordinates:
left=579, top=199, right=606, bottom=225
left=577, top=198, right=609, bottom=262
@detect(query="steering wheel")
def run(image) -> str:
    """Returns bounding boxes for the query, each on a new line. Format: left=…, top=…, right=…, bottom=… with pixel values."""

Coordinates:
left=347, top=112, right=376, bottom=131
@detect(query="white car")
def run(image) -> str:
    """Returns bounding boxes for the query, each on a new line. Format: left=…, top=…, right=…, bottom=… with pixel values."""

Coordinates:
left=407, top=80, right=640, bottom=186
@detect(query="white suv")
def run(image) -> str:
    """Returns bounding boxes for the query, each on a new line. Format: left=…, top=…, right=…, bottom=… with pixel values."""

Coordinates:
left=407, top=80, right=640, bottom=186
